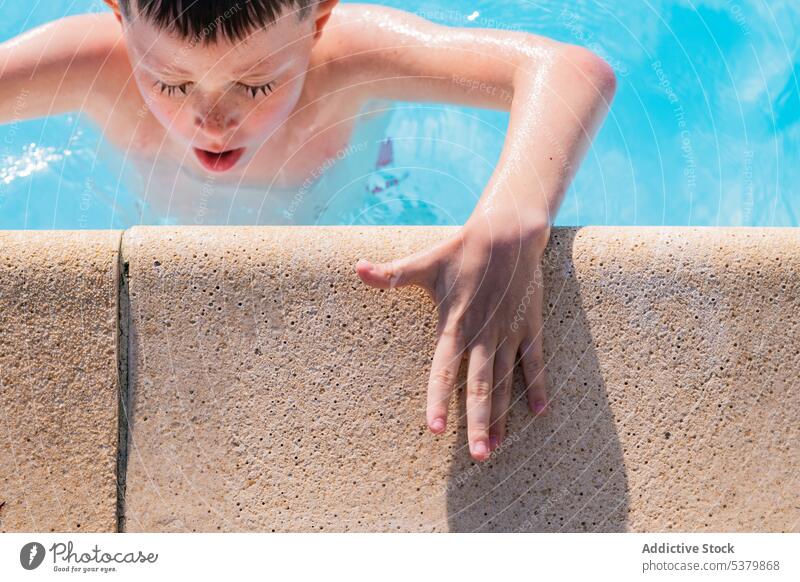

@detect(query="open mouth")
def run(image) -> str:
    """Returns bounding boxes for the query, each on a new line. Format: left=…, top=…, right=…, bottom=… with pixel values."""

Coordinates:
left=193, top=147, right=245, bottom=173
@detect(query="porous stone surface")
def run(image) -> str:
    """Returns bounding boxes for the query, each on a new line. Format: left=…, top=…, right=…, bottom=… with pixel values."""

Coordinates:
left=0, top=231, right=121, bottom=532
left=122, top=226, right=800, bottom=532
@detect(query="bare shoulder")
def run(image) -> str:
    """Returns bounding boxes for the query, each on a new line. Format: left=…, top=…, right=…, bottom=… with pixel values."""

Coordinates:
left=0, top=12, right=138, bottom=119
left=1, top=13, right=125, bottom=71
left=325, top=3, right=433, bottom=31
left=308, top=3, right=438, bottom=99
left=316, top=3, right=437, bottom=58
left=54, top=15, right=151, bottom=131
left=49, top=13, right=136, bottom=100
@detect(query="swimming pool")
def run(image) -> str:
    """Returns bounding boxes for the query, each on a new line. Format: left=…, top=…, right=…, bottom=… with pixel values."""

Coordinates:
left=1, top=0, right=797, bottom=228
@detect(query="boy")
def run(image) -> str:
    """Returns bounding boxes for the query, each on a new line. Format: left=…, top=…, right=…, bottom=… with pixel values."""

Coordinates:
left=0, top=0, right=616, bottom=461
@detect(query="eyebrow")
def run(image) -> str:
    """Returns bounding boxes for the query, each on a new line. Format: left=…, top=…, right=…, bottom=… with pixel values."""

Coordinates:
left=162, top=64, right=191, bottom=76
left=232, top=58, right=277, bottom=76
left=141, top=56, right=287, bottom=79
left=139, top=56, right=189, bottom=76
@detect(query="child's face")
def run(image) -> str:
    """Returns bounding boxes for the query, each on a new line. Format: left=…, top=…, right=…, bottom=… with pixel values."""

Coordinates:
left=123, top=8, right=317, bottom=173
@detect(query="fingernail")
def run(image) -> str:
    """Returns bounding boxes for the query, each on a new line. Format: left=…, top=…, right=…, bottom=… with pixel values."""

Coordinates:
left=430, top=417, right=445, bottom=433
left=472, top=440, right=489, bottom=458
left=533, top=400, right=547, bottom=416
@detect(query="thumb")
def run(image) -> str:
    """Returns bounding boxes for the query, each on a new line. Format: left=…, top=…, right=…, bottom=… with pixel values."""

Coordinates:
left=355, top=249, right=438, bottom=292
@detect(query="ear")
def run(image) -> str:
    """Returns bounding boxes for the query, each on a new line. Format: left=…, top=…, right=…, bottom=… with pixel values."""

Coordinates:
left=312, top=0, right=339, bottom=41
left=103, top=0, right=123, bottom=24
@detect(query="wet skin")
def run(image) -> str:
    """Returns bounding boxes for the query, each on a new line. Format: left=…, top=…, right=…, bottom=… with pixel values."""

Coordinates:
left=0, top=1, right=616, bottom=461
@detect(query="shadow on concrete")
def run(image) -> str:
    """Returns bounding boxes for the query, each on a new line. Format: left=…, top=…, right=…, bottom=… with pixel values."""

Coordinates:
left=445, top=228, right=630, bottom=532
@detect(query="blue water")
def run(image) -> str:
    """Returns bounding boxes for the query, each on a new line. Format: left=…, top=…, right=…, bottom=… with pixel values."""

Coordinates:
left=1, top=0, right=798, bottom=228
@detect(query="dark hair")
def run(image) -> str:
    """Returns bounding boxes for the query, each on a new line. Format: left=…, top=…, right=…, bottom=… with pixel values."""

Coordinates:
left=119, top=0, right=315, bottom=44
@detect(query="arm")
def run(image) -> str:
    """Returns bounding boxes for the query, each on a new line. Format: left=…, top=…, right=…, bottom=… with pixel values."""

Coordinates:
left=326, top=5, right=615, bottom=225
left=331, top=6, right=617, bottom=460
left=0, top=13, right=121, bottom=124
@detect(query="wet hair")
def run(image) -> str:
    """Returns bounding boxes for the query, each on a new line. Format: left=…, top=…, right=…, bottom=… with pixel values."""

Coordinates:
left=118, top=0, right=315, bottom=44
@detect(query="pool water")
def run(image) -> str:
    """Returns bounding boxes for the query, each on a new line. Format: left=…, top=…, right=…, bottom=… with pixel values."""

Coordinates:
left=1, top=0, right=798, bottom=228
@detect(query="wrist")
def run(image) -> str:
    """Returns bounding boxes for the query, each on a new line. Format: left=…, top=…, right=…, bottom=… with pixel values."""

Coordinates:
left=521, top=212, right=551, bottom=244
left=464, top=208, right=552, bottom=252
left=522, top=218, right=551, bottom=254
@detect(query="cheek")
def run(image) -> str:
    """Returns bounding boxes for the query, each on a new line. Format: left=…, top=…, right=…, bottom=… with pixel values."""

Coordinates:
left=245, top=79, right=306, bottom=135
left=134, top=77, right=193, bottom=136
left=148, top=97, right=183, bottom=128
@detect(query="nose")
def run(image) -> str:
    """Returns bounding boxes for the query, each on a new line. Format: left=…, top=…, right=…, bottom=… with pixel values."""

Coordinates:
left=193, top=108, right=239, bottom=137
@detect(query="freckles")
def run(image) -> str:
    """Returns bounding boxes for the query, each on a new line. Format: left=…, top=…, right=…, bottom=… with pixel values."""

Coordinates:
left=248, top=100, right=285, bottom=127
left=155, top=97, right=187, bottom=121
left=267, top=105, right=297, bottom=133
left=147, top=98, right=191, bottom=136
left=150, top=101, right=176, bottom=124
left=268, top=91, right=301, bottom=119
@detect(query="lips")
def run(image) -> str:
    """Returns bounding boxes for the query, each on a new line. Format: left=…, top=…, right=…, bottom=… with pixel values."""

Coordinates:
left=193, top=147, right=245, bottom=172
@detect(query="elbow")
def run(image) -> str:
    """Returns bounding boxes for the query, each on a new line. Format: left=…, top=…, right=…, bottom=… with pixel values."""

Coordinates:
left=557, top=44, right=618, bottom=102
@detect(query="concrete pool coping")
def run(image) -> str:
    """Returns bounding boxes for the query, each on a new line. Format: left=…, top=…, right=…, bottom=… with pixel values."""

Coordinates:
left=1, top=226, right=798, bottom=532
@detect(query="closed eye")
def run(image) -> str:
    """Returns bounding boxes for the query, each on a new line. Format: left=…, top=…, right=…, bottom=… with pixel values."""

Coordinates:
left=153, top=80, right=193, bottom=97
left=238, top=81, right=275, bottom=99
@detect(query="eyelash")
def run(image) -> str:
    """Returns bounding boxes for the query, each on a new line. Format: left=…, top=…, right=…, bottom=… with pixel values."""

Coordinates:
left=153, top=80, right=276, bottom=99
left=154, top=80, right=192, bottom=97
left=242, top=82, right=275, bottom=99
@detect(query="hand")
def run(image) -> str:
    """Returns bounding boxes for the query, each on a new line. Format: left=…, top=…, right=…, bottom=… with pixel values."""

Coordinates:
left=356, top=216, right=551, bottom=461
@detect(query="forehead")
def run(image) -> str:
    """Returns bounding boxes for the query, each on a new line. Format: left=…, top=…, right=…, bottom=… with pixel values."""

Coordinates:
left=124, top=8, right=312, bottom=75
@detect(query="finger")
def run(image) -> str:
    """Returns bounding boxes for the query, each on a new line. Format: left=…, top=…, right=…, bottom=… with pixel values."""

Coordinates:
left=466, top=339, right=495, bottom=461
left=426, top=323, right=464, bottom=435
left=355, top=246, right=439, bottom=292
left=520, top=330, right=548, bottom=417
left=489, top=340, right=516, bottom=450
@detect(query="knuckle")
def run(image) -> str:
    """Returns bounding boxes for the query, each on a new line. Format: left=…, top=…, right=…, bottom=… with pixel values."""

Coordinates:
left=523, top=360, right=544, bottom=387
left=430, top=367, right=457, bottom=390
left=523, top=343, right=545, bottom=368
left=446, top=301, right=470, bottom=324
left=385, top=263, right=402, bottom=286
left=443, top=316, right=465, bottom=336
left=468, top=425, right=490, bottom=440
left=522, top=355, right=540, bottom=375
left=438, top=325, right=463, bottom=344
left=468, top=378, right=493, bottom=401
left=495, top=376, right=512, bottom=396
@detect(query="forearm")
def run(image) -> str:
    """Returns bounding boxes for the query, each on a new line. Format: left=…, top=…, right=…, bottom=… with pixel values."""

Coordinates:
left=472, top=45, right=617, bottom=235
